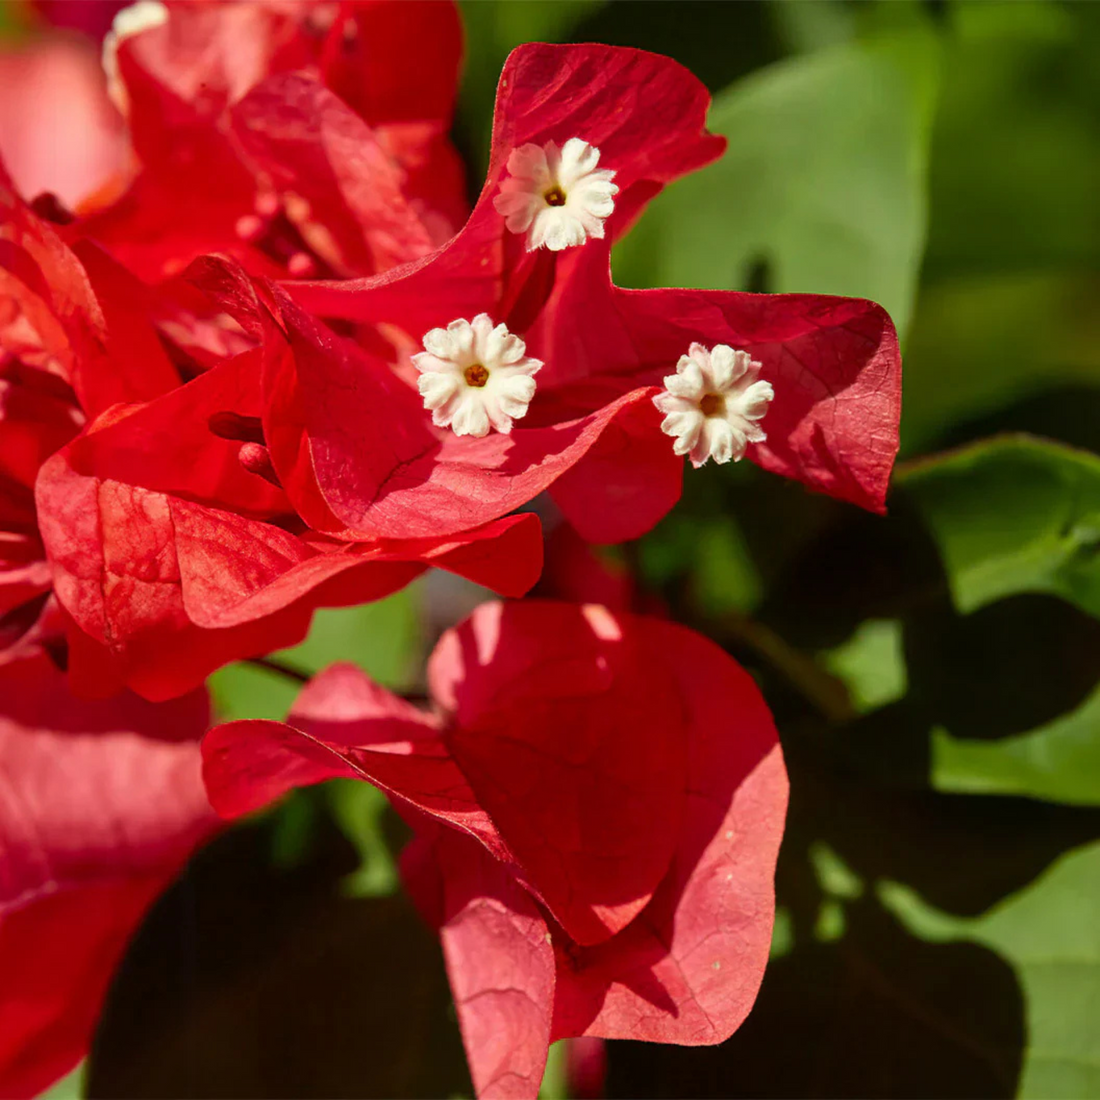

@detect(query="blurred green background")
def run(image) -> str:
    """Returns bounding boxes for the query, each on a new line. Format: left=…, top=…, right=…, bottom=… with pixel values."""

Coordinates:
left=9, top=0, right=1098, bottom=1097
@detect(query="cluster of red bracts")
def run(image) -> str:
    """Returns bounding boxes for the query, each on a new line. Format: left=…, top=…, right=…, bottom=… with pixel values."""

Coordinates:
left=0, top=2, right=901, bottom=1097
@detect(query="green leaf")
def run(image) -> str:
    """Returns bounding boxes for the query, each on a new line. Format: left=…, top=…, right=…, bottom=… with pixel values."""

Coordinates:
left=882, top=839, right=1100, bottom=1099
left=612, top=30, right=940, bottom=340
left=538, top=1040, right=569, bottom=1100
left=822, top=618, right=907, bottom=713
left=922, top=0, right=1100, bottom=278
left=208, top=661, right=300, bottom=723
left=931, top=683, right=1100, bottom=806
left=209, top=587, right=423, bottom=722
left=899, top=271, right=1100, bottom=452
left=326, top=780, right=398, bottom=898
left=279, top=586, right=423, bottom=686
left=900, top=436, right=1100, bottom=618
left=37, top=1062, right=85, bottom=1100
left=457, top=0, right=606, bottom=172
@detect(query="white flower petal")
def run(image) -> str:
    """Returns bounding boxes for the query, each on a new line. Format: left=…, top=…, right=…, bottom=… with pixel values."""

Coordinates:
left=738, top=379, right=775, bottom=421
left=653, top=392, right=698, bottom=416
left=416, top=316, right=540, bottom=436
left=421, top=327, right=454, bottom=360
left=497, top=137, right=617, bottom=252
left=707, top=344, right=737, bottom=390
left=505, top=143, right=552, bottom=183
left=656, top=343, right=774, bottom=467
left=450, top=396, right=491, bottom=438
left=418, top=372, right=461, bottom=409
left=671, top=360, right=706, bottom=398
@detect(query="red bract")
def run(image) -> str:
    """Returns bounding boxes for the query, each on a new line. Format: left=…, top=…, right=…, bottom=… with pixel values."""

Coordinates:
left=0, top=648, right=216, bottom=1098
left=292, top=42, right=901, bottom=544
left=1, top=160, right=183, bottom=665
left=73, top=0, right=465, bottom=282
left=202, top=600, right=788, bottom=1098
left=30, top=258, right=542, bottom=701
left=2, top=169, right=538, bottom=700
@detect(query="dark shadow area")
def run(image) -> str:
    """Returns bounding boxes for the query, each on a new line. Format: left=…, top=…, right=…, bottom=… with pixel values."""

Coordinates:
left=932, top=383, right=1100, bottom=458
left=782, top=751, right=1100, bottom=920
left=754, top=491, right=946, bottom=653
left=607, top=898, right=1024, bottom=1099
left=904, top=592, right=1100, bottom=741
left=88, top=813, right=470, bottom=1100
left=571, top=1, right=784, bottom=94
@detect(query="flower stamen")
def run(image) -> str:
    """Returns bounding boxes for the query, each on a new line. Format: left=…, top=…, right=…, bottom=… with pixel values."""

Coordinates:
left=699, top=393, right=726, bottom=418
left=464, top=364, right=490, bottom=388
left=494, top=138, right=618, bottom=252
left=653, top=343, right=775, bottom=468
left=413, top=315, right=542, bottom=437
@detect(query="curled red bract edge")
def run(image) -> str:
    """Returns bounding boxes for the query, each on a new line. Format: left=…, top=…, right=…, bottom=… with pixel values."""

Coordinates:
left=202, top=600, right=789, bottom=1098
left=73, top=0, right=467, bottom=282
left=12, top=245, right=542, bottom=700
left=37, top=426, right=544, bottom=699
left=288, top=41, right=901, bottom=544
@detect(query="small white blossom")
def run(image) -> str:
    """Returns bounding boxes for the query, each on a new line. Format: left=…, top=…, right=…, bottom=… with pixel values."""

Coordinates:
left=102, top=0, right=168, bottom=113
left=412, top=315, right=542, bottom=438
left=653, top=343, right=775, bottom=468
left=493, top=138, right=618, bottom=252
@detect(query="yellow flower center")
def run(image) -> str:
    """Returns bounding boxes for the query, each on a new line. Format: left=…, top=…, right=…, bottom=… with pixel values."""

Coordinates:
left=700, top=392, right=726, bottom=418
left=464, top=363, right=490, bottom=388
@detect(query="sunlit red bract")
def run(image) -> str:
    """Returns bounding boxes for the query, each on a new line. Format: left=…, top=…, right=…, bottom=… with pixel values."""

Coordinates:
left=202, top=600, right=789, bottom=1097
left=72, top=0, right=467, bottom=283
left=290, top=42, right=902, bottom=545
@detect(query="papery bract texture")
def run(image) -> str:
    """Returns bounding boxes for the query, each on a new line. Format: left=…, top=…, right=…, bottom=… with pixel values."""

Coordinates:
left=0, top=651, right=216, bottom=1098
left=290, top=42, right=901, bottom=544
left=203, top=600, right=788, bottom=1098
left=5, top=178, right=540, bottom=700
left=31, top=271, right=543, bottom=699
left=74, top=0, right=466, bottom=282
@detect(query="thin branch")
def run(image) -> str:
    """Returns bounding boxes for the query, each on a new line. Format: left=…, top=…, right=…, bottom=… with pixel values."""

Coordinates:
left=246, top=656, right=309, bottom=683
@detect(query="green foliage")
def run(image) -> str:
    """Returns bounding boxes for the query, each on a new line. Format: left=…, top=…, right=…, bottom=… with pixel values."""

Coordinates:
left=930, top=683, right=1100, bottom=807
left=326, top=780, right=399, bottom=898
left=457, top=0, right=605, bottom=171
left=901, top=437, right=1100, bottom=618
left=36, top=1063, right=85, bottom=1100
left=923, top=0, right=1100, bottom=278
left=900, top=271, right=1100, bottom=452
left=884, top=840, right=1100, bottom=1099
left=612, top=27, right=939, bottom=339
left=822, top=619, right=906, bottom=713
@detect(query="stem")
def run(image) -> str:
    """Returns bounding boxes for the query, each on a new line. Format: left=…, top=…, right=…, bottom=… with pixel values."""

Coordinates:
left=246, top=656, right=309, bottom=683
left=717, top=611, right=856, bottom=724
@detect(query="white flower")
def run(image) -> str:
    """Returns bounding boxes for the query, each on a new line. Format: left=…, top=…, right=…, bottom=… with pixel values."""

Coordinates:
left=653, top=343, right=775, bottom=468
left=412, top=315, right=542, bottom=438
left=493, top=138, right=618, bottom=252
left=102, top=0, right=168, bottom=113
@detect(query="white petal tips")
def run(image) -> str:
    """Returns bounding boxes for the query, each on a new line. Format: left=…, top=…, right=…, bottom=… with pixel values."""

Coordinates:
left=412, top=315, right=542, bottom=438
left=493, top=138, right=618, bottom=253
left=653, top=343, right=774, bottom=468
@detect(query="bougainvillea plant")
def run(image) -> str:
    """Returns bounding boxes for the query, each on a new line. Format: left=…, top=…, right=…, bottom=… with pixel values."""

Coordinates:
left=0, top=0, right=912, bottom=1096
left=203, top=601, right=789, bottom=1097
